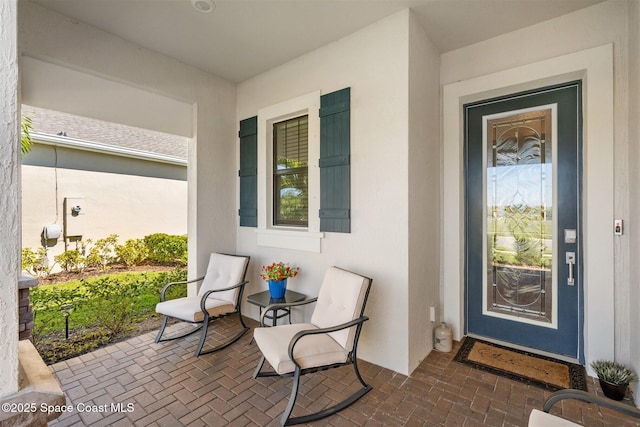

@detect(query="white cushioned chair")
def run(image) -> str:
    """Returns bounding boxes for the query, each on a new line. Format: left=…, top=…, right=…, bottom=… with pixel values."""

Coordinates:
left=528, top=389, right=640, bottom=426
left=155, top=253, right=250, bottom=357
left=253, top=266, right=373, bottom=426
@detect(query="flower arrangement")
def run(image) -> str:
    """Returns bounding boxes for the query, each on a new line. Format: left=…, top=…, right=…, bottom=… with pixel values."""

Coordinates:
left=260, top=262, right=299, bottom=282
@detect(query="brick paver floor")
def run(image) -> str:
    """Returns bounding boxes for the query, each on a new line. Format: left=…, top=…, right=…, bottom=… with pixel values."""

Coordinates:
left=48, top=317, right=639, bottom=426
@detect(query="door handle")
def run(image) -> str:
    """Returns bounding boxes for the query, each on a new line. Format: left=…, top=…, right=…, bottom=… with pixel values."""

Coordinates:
left=566, top=252, right=576, bottom=286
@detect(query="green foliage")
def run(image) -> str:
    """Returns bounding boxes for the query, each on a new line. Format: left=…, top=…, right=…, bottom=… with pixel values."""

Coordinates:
left=31, top=283, right=88, bottom=313
left=29, top=233, right=191, bottom=363
left=513, top=236, right=544, bottom=267
left=276, top=157, right=308, bottom=224
left=489, top=205, right=551, bottom=269
left=84, top=234, right=119, bottom=271
left=31, top=269, right=187, bottom=337
left=84, top=277, right=145, bottom=337
left=22, top=247, right=52, bottom=277
left=54, top=249, right=84, bottom=273
left=24, top=232, right=188, bottom=275
left=591, top=360, right=639, bottom=385
left=144, top=233, right=188, bottom=265
left=116, top=238, right=150, bottom=266
left=21, top=116, right=33, bottom=156
left=35, top=329, right=113, bottom=365
left=259, top=262, right=299, bottom=281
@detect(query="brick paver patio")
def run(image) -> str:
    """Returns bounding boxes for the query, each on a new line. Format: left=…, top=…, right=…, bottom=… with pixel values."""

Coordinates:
left=48, top=317, right=639, bottom=426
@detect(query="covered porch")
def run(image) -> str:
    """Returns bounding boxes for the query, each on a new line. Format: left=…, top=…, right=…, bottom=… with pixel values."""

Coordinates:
left=47, top=318, right=633, bottom=427
left=1, top=0, right=639, bottom=425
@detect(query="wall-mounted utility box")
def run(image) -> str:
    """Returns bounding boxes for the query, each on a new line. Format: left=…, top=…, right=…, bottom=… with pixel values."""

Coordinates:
left=64, top=197, right=85, bottom=238
left=43, top=224, right=62, bottom=240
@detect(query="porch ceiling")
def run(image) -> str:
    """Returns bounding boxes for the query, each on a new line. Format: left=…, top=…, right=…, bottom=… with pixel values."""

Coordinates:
left=28, top=0, right=604, bottom=83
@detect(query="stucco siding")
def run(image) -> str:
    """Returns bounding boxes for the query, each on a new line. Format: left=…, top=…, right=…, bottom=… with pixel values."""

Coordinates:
left=407, top=11, right=441, bottom=373
left=237, top=10, right=412, bottom=374
left=21, top=162, right=187, bottom=266
left=628, top=0, right=640, bottom=406
left=0, top=0, right=20, bottom=398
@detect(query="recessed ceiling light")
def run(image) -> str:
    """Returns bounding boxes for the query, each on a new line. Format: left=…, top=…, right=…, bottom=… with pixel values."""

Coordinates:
left=191, top=0, right=215, bottom=13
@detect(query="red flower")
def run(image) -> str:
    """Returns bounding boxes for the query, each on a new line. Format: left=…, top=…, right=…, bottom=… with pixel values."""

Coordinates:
left=259, top=262, right=299, bottom=281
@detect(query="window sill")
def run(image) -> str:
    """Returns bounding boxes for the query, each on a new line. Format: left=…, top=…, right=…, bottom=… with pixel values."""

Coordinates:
left=256, top=228, right=324, bottom=253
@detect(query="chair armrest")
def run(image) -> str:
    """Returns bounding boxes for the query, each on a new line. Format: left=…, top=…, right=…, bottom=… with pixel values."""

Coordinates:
left=543, top=389, right=640, bottom=419
left=260, top=297, right=318, bottom=326
left=199, top=280, right=249, bottom=312
left=287, top=316, right=369, bottom=368
left=159, top=276, right=204, bottom=301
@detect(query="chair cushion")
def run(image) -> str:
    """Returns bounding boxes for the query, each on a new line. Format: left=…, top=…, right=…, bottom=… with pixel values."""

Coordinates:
left=310, top=267, right=369, bottom=351
left=198, top=253, right=248, bottom=304
left=528, top=409, right=581, bottom=427
left=254, top=324, right=349, bottom=375
left=155, top=296, right=235, bottom=323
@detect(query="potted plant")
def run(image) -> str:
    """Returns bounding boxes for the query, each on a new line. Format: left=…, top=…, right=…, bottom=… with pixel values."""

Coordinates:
left=260, top=262, right=299, bottom=299
left=591, top=360, right=638, bottom=400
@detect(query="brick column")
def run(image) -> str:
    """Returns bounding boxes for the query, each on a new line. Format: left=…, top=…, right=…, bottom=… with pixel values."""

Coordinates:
left=18, top=275, right=37, bottom=341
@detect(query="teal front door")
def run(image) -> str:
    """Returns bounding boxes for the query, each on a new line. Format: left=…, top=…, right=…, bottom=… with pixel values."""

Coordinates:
left=464, top=82, right=583, bottom=361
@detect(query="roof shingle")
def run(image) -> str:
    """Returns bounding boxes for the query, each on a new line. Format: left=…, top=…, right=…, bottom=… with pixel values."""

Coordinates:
left=23, top=105, right=188, bottom=160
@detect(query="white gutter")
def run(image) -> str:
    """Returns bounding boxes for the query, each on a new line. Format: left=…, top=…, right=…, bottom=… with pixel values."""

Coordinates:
left=30, top=132, right=187, bottom=166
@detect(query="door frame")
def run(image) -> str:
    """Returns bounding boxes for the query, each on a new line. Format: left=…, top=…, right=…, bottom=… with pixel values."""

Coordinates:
left=464, top=83, right=583, bottom=360
left=442, top=44, right=614, bottom=368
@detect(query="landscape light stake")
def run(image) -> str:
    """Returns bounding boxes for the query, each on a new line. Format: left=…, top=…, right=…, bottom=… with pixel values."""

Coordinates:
left=60, top=303, right=74, bottom=340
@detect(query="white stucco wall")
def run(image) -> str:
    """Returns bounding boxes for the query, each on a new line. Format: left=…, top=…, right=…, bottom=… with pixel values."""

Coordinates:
left=237, top=10, right=416, bottom=374
left=628, top=0, right=640, bottom=406
left=407, top=12, right=441, bottom=373
left=20, top=56, right=192, bottom=138
left=0, top=0, right=20, bottom=398
left=18, top=1, right=237, bottom=293
left=441, top=0, right=635, bottom=371
left=21, top=162, right=187, bottom=265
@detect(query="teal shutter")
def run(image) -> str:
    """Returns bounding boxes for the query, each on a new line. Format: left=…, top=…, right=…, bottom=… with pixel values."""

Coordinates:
left=238, top=116, right=257, bottom=227
left=319, top=87, right=350, bottom=233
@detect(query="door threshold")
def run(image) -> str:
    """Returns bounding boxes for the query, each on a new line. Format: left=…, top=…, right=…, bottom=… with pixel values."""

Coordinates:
left=466, top=333, right=580, bottom=365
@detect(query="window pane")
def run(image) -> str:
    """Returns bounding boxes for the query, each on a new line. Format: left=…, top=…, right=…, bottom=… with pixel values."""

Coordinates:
left=485, top=109, right=553, bottom=324
left=275, top=172, right=308, bottom=225
left=274, top=116, right=308, bottom=226
left=274, top=116, right=308, bottom=170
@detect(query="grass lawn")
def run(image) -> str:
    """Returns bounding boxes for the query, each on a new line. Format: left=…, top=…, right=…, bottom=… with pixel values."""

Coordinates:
left=31, top=268, right=187, bottom=364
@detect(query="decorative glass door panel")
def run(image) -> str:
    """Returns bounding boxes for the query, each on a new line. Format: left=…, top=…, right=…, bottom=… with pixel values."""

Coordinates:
left=485, top=109, right=553, bottom=325
left=465, top=82, right=582, bottom=360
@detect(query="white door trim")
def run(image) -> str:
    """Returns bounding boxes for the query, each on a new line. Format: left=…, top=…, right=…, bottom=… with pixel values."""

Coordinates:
left=442, top=44, right=614, bottom=370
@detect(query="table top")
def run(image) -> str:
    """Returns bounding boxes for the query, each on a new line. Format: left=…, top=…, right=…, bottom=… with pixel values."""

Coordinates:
left=246, top=290, right=306, bottom=308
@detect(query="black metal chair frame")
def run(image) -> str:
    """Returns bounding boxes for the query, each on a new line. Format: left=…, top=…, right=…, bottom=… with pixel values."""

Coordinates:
left=543, top=388, right=640, bottom=420
left=155, top=254, right=250, bottom=357
left=253, top=272, right=373, bottom=426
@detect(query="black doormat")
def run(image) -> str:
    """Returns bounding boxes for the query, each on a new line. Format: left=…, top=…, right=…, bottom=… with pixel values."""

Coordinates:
left=453, top=337, right=588, bottom=391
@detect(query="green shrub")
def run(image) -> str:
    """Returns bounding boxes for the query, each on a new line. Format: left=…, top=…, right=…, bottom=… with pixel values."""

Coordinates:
left=26, top=233, right=188, bottom=275
left=115, top=238, right=150, bottom=266
left=84, top=277, right=145, bottom=337
left=84, top=234, right=119, bottom=271
left=144, top=233, right=188, bottom=265
left=54, top=249, right=84, bottom=273
left=31, top=269, right=187, bottom=337
left=22, top=247, right=52, bottom=277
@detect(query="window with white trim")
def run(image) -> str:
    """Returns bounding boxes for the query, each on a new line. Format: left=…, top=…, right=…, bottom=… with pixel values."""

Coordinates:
left=238, top=88, right=350, bottom=252
left=273, top=115, right=308, bottom=227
